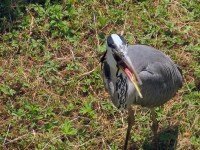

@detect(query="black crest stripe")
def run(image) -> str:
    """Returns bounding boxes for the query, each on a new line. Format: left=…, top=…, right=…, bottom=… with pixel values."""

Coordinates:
left=107, top=35, right=115, bottom=49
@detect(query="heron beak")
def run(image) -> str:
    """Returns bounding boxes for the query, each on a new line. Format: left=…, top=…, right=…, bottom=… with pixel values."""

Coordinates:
left=114, top=53, right=143, bottom=98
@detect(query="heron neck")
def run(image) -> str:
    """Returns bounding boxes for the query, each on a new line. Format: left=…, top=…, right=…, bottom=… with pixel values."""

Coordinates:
left=106, top=50, right=118, bottom=71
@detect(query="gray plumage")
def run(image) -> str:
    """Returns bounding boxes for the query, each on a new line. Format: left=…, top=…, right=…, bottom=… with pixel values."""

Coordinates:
left=102, top=44, right=182, bottom=109
left=101, top=34, right=182, bottom=149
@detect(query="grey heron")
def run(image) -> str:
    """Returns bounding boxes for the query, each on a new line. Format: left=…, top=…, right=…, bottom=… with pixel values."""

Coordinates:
left=100, top=34, right=182, bottom=149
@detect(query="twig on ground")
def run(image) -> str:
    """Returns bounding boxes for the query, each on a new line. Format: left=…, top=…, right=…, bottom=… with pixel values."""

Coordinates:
left=93, top=12, right=100, bottom=49
left=5, top=134, right=29, bottom=145
left=42, top=135, right=63, bottom=150
left=78, top=65, right=99, bottom=78
left=121, top=3, right=128, bottom=36
left=3, top=123, right=11, bottom=145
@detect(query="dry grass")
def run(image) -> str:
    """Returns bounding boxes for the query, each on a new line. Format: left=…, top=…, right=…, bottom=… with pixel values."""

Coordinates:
left=0, top=0, right=199, bottom=149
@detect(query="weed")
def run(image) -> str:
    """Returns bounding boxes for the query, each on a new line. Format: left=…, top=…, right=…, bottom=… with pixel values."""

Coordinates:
left=80, top=96, right=97, bottom=119
left=61, top=119, right=77, bottom=135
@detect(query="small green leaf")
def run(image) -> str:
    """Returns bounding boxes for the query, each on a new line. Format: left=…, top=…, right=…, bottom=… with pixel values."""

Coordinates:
left=61, top=120, right=77, bottom=135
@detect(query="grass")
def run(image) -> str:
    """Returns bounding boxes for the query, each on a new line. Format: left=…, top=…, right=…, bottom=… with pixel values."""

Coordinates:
left=0, top=0, right=199, bottom=149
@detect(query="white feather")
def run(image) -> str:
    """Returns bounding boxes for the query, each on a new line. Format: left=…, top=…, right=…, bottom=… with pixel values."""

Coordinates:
left=111, top=34, right=123, bottom=48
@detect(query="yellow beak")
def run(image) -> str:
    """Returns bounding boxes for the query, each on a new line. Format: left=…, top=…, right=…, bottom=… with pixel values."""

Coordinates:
left=116, top=54, right=143, bottom=99
left=129, top=71, right=143, bottom=98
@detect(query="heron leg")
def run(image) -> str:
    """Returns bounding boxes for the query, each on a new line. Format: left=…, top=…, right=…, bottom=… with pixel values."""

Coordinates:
left=124, top=106, right=135, bottom=150
left=150, top=108, right=158, bottom=138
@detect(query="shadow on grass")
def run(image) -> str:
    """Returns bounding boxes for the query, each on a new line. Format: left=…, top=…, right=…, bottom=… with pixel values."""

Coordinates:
left=0, top=0, right=47, bottom=32
left=142, top=125, right=179, bottom=150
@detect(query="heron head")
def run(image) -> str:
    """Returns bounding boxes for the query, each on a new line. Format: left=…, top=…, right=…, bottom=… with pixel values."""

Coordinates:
left=106, top=34, right=128, bottom=54
left=106, top=34, right=143, bottom=98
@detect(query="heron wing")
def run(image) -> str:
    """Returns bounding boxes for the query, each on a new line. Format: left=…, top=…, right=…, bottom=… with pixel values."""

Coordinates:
left=137, top=62, right=182, bottom=107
